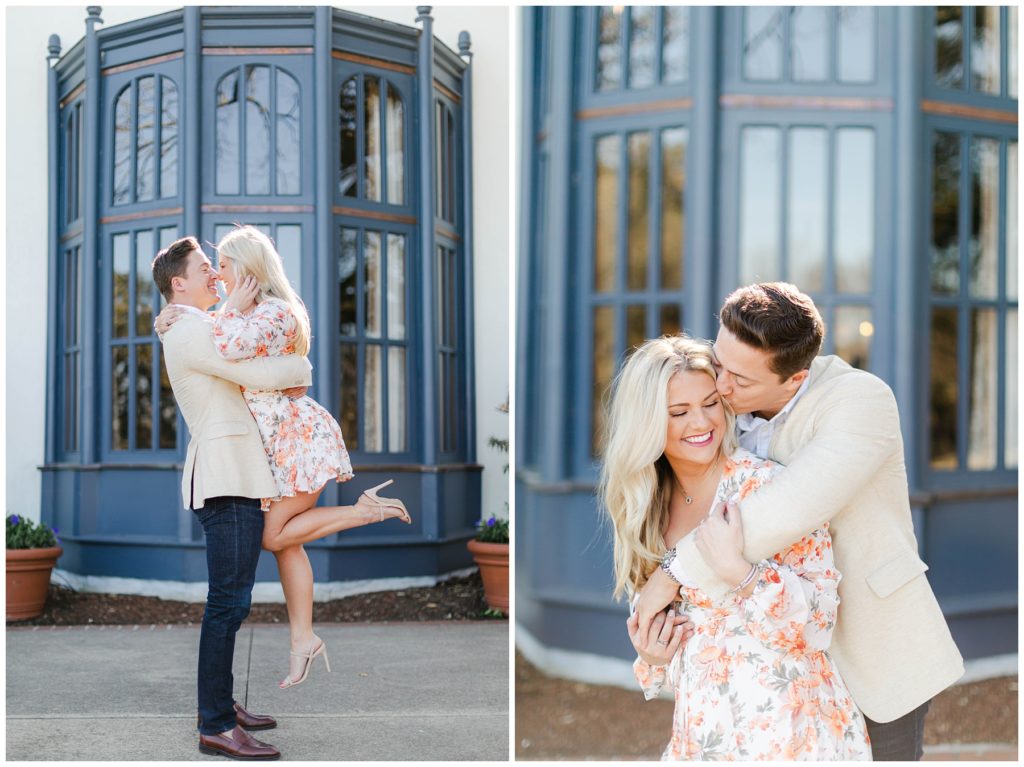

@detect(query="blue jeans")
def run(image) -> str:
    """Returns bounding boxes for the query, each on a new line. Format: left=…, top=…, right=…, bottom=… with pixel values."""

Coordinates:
left=193, top=496, right=264, bottom=736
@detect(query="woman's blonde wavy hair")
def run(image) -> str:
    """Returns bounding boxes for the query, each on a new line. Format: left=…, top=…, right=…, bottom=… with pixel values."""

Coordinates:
left=216, top=226, right=311, bottom=356
left=598, top=335, right=737, bottom=600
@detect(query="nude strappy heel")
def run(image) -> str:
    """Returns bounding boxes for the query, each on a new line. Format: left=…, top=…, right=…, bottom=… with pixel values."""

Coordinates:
left=279, top=639, right=330, bottom=689
left=360, top=479, right=412, bottom=524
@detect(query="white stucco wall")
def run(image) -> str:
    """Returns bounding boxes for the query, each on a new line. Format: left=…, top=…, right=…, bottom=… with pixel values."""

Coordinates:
left=4, top=6, right=509, bottom=525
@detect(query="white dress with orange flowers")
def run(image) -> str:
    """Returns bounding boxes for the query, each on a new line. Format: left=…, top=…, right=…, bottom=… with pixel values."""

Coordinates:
left=213, top=298, right=354, bottom=511
left=634, top=449, right=872, bottom=761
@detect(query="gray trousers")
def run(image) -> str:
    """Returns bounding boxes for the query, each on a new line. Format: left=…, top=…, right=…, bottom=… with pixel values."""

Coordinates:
left=864, top=699, right=931, bottom=761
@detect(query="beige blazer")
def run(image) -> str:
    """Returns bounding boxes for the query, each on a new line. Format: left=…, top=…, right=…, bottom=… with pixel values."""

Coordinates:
left=161, top=312, right=312, bottom=510
left=672, top=355, right=964, bottom=723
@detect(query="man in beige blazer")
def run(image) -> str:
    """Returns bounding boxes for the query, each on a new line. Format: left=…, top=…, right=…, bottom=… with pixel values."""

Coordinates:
left=153, top=236, right=311, bottom=761
left=637, top=283, right=963, bottom=761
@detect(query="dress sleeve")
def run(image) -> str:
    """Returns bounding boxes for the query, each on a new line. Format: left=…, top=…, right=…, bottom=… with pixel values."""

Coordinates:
left=738, top=525, right=841, bottom=655
left=633, top=657, right=670, bottom=700
left=211, top=302, right=292, bottom=361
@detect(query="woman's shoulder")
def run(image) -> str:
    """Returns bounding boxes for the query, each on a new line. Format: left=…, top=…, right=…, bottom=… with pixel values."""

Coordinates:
left=255, top=297, right=295, bottom=319
left=721, top=449, right=782, bottom=491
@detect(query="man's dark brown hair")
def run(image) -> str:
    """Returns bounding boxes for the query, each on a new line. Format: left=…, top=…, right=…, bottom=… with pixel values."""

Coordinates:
left=152, top=236, right=201, bottom=302
left=719, top=282, right=825, bottom=380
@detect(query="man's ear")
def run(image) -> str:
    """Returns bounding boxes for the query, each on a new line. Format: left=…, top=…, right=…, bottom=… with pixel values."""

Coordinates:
left=170, top=275, right=185, bottom=294
left=788, top=369, right=809, bottom=390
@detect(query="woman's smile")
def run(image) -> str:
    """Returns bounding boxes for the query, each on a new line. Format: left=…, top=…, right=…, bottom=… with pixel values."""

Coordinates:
left=682, top=429, right=714, bottom=447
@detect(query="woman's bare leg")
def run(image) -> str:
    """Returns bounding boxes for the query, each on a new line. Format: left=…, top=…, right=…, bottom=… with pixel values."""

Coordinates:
left=273, top=544, right=318, bottom=686
left=261, top=489, right=404, bottom=553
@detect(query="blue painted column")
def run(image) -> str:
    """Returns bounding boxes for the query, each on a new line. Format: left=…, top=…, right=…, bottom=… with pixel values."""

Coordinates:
left=515, top=8, right=536, bottom=467
left=183, top=7, right=199, bottom=239
left=416, top=7, right=438, bottom=467
left=538, top=7, right=574, bottom=484
left=314, top=7, right=334, bottom=415
left=895, top=7, right=927, bottom=547
left=45, top=35, right=62, bottom=465
left=80, top=6, right=103, bottom=465
left=459, top=31, right=477, bottom=463
left=689, top=7, right=719, bottom=339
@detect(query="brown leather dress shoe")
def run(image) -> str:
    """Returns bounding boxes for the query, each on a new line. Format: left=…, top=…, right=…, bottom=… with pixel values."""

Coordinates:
left=198, top=727, right=280, bottom=760
left=197, top=703, right=277, bottom=731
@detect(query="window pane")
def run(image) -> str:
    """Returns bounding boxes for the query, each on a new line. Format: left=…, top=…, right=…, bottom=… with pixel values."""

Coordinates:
left=387, top=233, right=406, bottom=340
left=930, top=307, right=958, bottom=469
left=935, top=7, right=964, bottom=89
left=364, top=345, right=383, bottom=452
left=791, top=6, right=829, bottom=82
left=591, top=305, right=614, bottom=455
left=435, top=103, right=444, bottom=217
left=113, top=87, right=132, bottom=205
left=931, top=131, right=960, bottom=295
left=787, top=128, right=827, bottom=292
left=594, top=134, right=620, bottom=293
left=739, top=127, right=781, bottom=284
left=216, top=70, right=240, bottom=195
left=661, top=7, right=689, bottom=83
left=112, top=345, right=129, bottom=451
left=65, top=110, right=75, bottom=221
left=834, top=306, right=873, bottom=370
left=64, top=247, right=79, bottom=348
left=386, top=85, right=405, bottom=205
left=834, top=129, right=874, bottom=293
left=596, top=7, right=623, bottom=91
left=339, top=227, right=357, bottom=336
left=113, top=233, right=130, bottom=338
left=969, top=137, right=999, bottom=299
left=838, top=7, right=876, bottom=83
left=276, top=70, right=300, bottom=195
left=1010, top=7, right=1018, bottom=98
left=64, top=353, right=78, bottom=452
left=275, top=225, right=301, bottom=291
left=160, top=79, right=178, bottom=199
left=364, top=78, right=381, bottom=202
left=388, top=347, right=406, bottom=452
left=159, top=347, right=176, bottom=449
left=339, top=77, right=357, bottom=197
left=660, top=304, right=681, bottom=336
left=137, top=76, right=155, bottom=202
left=971, top=6, right=1001, bottom=95
left=135, top=230, right=154, bottom=337
left=627, top=132, right=649, bottom=291
left=627, top=304, right=646, bottom=351
left=628, top=6, right=656, bottom=89
left=136, top=343, right=153, bottom=451
left=660, top=127, right=686, bottom=291
left=339, top=343, right=358, bottom=450
left=245, top=65, right=271, bottom=195
left=364, top=231, right=381, bottom=338
left=1008, top=142, right=1017, bottom=300
left=967, top=309, right=997, bottom=469
left=1006, top=310, right=1018, bottom=467
left=744, top=7, right=783, bottom=81
left=158, top=227, right=177, bottom=311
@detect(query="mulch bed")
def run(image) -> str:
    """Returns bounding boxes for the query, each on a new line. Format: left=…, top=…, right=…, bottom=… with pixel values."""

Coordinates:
left=515, top=651, right=1017, bottom=760
left=7, top=573, right=504, bottom=626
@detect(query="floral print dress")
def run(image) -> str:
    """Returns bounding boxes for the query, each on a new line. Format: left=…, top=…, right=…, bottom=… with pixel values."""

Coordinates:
left=212, top=298, right=354, bottom=511
left=634, top=449, right=871, bottom=761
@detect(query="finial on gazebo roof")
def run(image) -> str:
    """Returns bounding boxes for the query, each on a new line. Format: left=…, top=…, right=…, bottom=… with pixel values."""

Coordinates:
left=47, top=34, right=62, bottom=60
left=86, top=6, right=103, bottom=29
left=458, top=31, right=472, bottom=59
left=416, top=6, right=432, bottom=24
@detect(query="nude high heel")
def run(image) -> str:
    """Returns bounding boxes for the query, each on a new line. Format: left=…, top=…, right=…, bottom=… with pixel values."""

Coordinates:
left=280, top=639, right=330, bottom=689
left=360, top=479, right=412, bottom=524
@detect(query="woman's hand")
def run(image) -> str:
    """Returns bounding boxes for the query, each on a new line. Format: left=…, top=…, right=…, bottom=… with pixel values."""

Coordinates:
left=224, top=275, right=260, bottom=314
left=627, top=607, right=693, bottom=667
left=635, top=566, right=682, bottom=639
left=154, top=304, right=187, bottom=337
left=695, top=500, right=752, bottom=587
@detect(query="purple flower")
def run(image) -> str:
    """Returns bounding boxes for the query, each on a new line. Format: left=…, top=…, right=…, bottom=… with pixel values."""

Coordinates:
left=53, top=527, right=60, bottom=535
left=487, top=518, right=496, bottom=527
left=10, top=515, right=20, bottom=525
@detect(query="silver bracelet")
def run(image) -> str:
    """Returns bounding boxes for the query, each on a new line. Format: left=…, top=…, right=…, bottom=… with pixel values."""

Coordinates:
left=728, top=563, right=759, bottom=595
left=660, top=548, right=679, bottom=583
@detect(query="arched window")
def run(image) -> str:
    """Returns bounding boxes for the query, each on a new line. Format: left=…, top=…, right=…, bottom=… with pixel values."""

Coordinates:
left=215, top=65, right=301, bottom=196
left=339, top=74, right=405, bottom=205
left=112, top=75, right=178, bottom=205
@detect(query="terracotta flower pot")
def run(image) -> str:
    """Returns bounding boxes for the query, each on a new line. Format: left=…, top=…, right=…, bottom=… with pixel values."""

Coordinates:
left=6, top=546, right=62, bottom=621
left=467, top=539, right=509, bottom=615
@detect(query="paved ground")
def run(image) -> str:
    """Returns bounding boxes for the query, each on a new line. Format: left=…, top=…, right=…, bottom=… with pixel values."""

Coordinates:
left=7, top=622, right=508, bottom=761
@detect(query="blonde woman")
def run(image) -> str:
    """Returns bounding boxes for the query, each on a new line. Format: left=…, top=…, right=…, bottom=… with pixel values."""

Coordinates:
left=156, top=226, right=410, bottom=689
left=599, top=335, right=870, bottom=760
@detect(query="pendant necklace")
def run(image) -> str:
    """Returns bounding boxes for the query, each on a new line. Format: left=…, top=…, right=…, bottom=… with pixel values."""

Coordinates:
left=674, top=476, right=694, bottom=505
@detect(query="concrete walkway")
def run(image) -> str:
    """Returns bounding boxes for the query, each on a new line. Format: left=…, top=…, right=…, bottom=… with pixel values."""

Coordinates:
left=7, top=622, right=508, bottom=761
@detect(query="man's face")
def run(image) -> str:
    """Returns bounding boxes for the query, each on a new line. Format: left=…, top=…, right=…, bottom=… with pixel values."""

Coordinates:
left=173, top=249, right=220, bottom=309
left=711, top=326, right=806, bottom=419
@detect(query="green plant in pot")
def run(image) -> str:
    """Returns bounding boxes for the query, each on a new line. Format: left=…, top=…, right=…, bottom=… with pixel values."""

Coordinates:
left=467, top=399, right=510, bottom=616
left=6, top=515, right=63, bottom=621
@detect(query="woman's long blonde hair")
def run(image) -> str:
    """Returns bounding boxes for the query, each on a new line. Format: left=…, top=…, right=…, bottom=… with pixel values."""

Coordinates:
left=598, top=335, right=737, bottom=600
left=216, top=226, right=311, bottom=356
